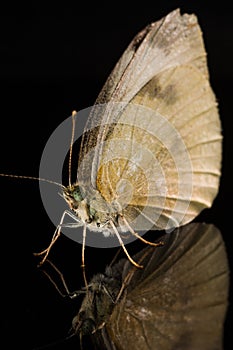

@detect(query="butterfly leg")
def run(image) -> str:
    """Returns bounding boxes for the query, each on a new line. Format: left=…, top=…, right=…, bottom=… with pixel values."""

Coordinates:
left=115, top=247, right=154, bottom=303
left=41, top=259, right=72, bottom=297
left=33, top=209, right=81, bottom=265
left=121, top=215, right=164, bottom=247
left=81, top=224, right=89, bottom=293
left=33, top=226, right=61, bottom=266
left=92, top=322, right=106, bottom=334
left=109, top=220, right=143, bottom=269
left=40, top=259, right=86, bottom=299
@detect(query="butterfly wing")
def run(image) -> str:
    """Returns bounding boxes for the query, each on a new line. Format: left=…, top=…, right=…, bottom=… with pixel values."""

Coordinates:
left=79, top=8, right=209, bottom=158
left=96, top=64, right=221, bottom=230
left=101, top=223, right=229, bottom=350
left=78, top=9, right=221, bottom=230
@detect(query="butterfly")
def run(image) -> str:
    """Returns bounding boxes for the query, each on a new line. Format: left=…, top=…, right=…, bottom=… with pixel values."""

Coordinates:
left=0, top=9, right=222, bottom=272
left=72, top=223, right=229, bottom=350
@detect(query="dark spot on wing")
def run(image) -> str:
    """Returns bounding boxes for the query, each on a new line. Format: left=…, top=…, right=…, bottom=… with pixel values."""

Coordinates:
left=152, top=77, right=162, bottom=96
left=145, top=77, right=178, bottom=105
left=157, top=83, right=177, bottom=105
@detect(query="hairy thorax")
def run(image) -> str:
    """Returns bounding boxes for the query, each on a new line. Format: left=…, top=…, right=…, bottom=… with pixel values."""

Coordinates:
left=62, top=184, right=124, bottom=236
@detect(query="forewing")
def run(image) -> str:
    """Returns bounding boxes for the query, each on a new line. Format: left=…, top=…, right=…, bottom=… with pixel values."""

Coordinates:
left=78, top=9, right=210, bottom=189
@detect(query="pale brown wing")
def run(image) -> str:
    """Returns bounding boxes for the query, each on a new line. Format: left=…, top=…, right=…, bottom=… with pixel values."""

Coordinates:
left=96, top=64, right=221, bottom=230
left=78, top=9, right=209, bottom=187
left=103, top=223, right=229, bottom=350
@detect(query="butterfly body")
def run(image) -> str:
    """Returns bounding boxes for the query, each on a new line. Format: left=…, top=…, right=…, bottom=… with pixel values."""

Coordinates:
left=72, top=264, right=123, bottom=336
left=63, top=184, right=124, bottom=236
left=4, top=8, right=221, bottom=266
left=56, top=8, right=223, bottom=249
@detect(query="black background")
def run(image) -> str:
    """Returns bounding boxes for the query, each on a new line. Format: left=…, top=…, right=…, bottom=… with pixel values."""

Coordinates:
left=1, top=1, right=232, bottom=349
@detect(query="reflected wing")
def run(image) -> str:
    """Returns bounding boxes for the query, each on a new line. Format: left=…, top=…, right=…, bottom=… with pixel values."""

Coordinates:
left=77, top=9, right=221, bottom=230
left=104, top=223, right=229, bottom=350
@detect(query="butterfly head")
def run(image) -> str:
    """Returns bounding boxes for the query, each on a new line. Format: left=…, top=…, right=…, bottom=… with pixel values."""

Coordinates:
left=63, top=184, right=85, bottom=208
left=62, top=184, right=92, bottom=223
left=72, top=311, right=96, bottom=336
left=72, top=272, right=121, bottom=336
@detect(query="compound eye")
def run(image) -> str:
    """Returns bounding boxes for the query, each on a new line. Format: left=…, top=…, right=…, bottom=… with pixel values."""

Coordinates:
left=81, top=318, right=96, bottom=335
left=73, top=186, right=84, bottom=202
left=72, top=313, right=96, bottom=336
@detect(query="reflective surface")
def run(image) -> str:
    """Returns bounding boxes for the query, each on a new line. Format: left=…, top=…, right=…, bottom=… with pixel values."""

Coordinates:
left=75, top=223, right=229, bottom=350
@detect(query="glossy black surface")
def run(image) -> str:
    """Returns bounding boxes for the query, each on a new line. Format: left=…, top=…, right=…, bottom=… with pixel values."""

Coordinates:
left=1, top=2, right=232, bottom=349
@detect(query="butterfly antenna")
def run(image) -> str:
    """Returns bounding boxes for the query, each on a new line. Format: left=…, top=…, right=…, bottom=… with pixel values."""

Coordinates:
left=68, top=111, right=77, bottom=188
left=0, top=173, right=64, bottom=188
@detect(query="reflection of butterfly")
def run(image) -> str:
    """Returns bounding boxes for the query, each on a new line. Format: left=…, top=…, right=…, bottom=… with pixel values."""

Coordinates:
left=73, top=223, right=229, bottom=350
